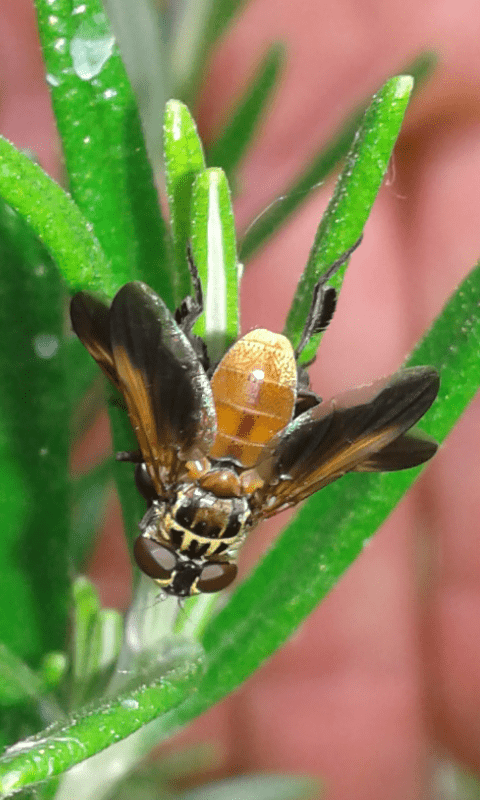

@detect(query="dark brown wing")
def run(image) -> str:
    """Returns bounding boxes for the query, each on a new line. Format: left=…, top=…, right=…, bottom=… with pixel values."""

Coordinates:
left=71, top=282, right=216, bottom=494
left=356, top=430, right=438, bottom=471
left=70, top=292, right=120, bottom=391
left=251, top=367, right=439, bottom=517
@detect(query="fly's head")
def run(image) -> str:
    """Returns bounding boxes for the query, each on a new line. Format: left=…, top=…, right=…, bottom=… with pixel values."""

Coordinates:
left=133, top=482, right=252, bottom=597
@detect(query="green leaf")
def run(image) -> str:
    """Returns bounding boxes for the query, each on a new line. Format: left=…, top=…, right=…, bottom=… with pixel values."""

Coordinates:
left=207, top=44, right=285, bottom=181
left=170, top=0, right=249, bottom=105
left=0, top=650, right=203, bottom=795
left=99, top=743, right=217, bottom=800
left=0, top=644, right=42, bottom=707
left=104, top=0, right=171, bottom=169
left=174, top=593, right=221, bottom=641
left=71, top=459, right=113, bottom=569
left=163, top=99, right=206, bottom=304
left=35, top=0, right=173, bottom=303
left=31, top=777, right=60, bottom=800
left=406, top=260, right=480, bottom=441
left=0, top=201, right=70, bottom=665
left=69, top=577, right=123, bottom=708
left=0, top=138, right=112, bottom=294
left=37, top=652, right=68, bottom=693
left=406, top=50, right=437, bottom=87
left=239, top=54, right=437, bottom=264
left=70, top=577, right=103, bottom=691
left=190, top=168, right=240, bottom=360
left=284, top=75, right=413, bottom=360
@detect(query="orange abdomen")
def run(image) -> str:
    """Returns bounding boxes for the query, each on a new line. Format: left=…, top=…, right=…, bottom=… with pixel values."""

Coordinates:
left=209, top=329, right=297, bottom=468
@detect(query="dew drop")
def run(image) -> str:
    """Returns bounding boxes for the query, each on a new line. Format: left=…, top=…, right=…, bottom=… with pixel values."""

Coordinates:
left=45, top=73, right=61, bottom=87
left=363, top=536, right=373, bottom=549
left=33, top=333, right=59, bottom=360
left=54, top=37, right=67, bottom=53
left=70, top=15, right=115, bottom=80
left=120, top=697, right=139, bottom=710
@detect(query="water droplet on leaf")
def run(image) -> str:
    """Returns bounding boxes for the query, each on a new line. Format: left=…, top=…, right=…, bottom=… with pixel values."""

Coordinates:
left=70, top=14, right=115, bottom=80
left=33, top=333, right=59, bottom=360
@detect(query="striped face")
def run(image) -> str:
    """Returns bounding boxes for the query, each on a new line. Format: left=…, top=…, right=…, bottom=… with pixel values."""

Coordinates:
left=70, top=246, right=440, bottom=597
left=132, top=483, right=251, bottom=596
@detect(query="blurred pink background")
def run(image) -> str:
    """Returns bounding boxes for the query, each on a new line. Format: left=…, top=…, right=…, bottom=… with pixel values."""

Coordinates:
left=2, top=1, right=480, bottom=798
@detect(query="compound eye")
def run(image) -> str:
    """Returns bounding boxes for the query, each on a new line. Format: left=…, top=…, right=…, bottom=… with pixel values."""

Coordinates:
left=197, top=561, right=238, bottom=593
left=133, top=536, right=177, bottom=581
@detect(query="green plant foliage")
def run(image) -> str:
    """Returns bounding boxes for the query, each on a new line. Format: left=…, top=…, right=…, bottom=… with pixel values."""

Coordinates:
left=170, top=0, right=250, bottom=105
left=0, top=138, right=112, bottom=294
left=35, top=0, right=173, bottom=303
left=69, top=577, right=124, bottom=708
left=0, top=201, right=70, bottom=665
left=70, top=459, right=113, bottom=569
left=190, top=168, right=240, bottom=359
left=0, top=644, right=43, bottom=707
left=163, top=99, right=206, bottom=304
left=285, top=75, right=413, bottom=360
left=207, top=44, right=285, bottom=180
left=239, top=52, right=437, bottom=263
left=0, top=650, right=203, bottom=794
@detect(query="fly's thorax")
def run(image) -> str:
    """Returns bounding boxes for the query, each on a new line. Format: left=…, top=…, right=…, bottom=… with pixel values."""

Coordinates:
left=163, top=482, right=252, bottom=559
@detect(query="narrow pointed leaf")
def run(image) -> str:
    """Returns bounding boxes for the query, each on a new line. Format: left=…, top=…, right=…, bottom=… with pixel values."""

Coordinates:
left=104, top=0, right=171, bottom=168
left=284, top=75, right=413, bottom=360
left=70, top=576, right=123, bottom=707
left=170, top=0, right=249, bottom=104
left=71, top=459, right=112, bottom=569
left=38, top=652, right=68, bottom=693
left=239, top=54, right=437, bottom=263
left=207, top=44, right=285, bottom=180
left=164, top=100, right=207, bottom=304
left=0, top=201, right=70, bottom=664
left=190, top=168, right=239, bottom=360
left=0, top=138, right=112, bottom=294
left=0, top=645, right=42, bottom=707
left=0, top=653, right=203, bottom=795
left=35, top=0, right=173, bottom=302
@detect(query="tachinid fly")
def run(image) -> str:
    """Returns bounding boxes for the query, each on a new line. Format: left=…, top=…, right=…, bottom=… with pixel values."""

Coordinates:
left=70, top=244, right=439, bottom=597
